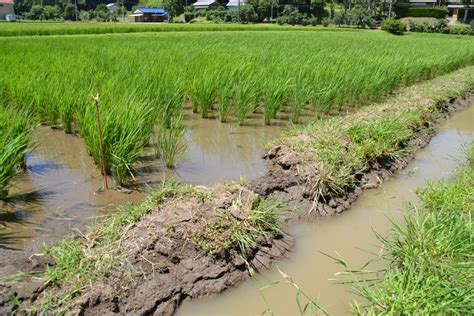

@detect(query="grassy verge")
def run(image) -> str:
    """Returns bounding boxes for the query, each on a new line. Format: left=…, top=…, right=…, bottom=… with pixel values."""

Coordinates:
left=333, top=143, right=474, bottom=314
left=269, top=66, right=474, bottom=201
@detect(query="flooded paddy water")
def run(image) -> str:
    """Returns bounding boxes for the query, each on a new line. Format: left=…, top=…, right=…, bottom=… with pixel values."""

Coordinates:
left=177, top=105, right=474, bottom=315
left=0, top=114, right=281, bottom=275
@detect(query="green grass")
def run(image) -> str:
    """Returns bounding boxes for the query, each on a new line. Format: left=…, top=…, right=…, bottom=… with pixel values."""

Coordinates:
left=194, top=197, right=283, bottom=257
left=333, top=143, right=474, bottom=314
left=1, top=30, right=473, bottom=185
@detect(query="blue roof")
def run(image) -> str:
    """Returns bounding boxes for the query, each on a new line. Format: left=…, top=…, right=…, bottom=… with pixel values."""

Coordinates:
left=137, top=7, right=168, bottom=14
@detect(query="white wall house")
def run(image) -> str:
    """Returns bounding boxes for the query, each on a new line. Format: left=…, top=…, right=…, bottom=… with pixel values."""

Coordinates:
left=0, top=0, right=14, bottom=20
left=106, top=3, right=117, bottom=12
left=192, top=0, right=219, bottom=10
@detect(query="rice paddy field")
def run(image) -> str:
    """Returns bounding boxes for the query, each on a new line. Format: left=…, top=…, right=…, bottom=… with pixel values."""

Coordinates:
left=1, top=30, right=473, bottom=188
left=1, top=26, right=474, bottom=315
left=0, top=22, right=337, bottom=37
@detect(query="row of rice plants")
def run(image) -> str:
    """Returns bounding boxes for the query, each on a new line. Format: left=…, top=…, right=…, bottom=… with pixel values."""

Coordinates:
left=0, top=31, right=473, bottom=185
left=0, top=106, right=34, bottom=198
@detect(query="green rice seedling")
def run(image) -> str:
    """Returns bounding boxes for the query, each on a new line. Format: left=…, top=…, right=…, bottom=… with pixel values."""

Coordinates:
left=263, top=78, right=290, bottom=125
left=1, top=30, right=474, bottom=171
left=190, top=72, right=218, bottom=119
left=0, top=108, right=34, bottom=198
left=78, top=94, right=154, bottom=186
left=155, top=78, right=185, bottom=130
left=156, top=113, right=186, bottom=169
left=216, top=70, right=236, bottom=123
left=234, top=71, right=261, bottom=126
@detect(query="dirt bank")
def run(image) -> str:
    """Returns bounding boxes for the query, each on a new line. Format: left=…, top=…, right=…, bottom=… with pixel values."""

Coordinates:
left=0, top=183, right=292, bottom=315
left=251, top=92, right=473, bottom=217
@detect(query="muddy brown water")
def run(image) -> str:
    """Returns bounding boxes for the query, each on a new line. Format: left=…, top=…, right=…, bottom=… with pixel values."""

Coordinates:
left=176, top=105, right=474, bottom=315
left=0, top=116, right=281, bottom=276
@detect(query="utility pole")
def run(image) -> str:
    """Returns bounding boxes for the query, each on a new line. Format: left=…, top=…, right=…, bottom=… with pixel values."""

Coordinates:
left=122, top=0, right=125, bottom=21
left=237, top=0, right=241, bottom=23
left=75, top=0, right=78, bottom=21
left=270, top=2, right=273, bottom=22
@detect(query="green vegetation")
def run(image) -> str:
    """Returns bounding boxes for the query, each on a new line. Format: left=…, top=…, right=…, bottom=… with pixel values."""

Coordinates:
left=333, top=144, right=474, bottom=314
left=1, top=30, right=473, bottom=185
left=0, top=22, right=341, bottom=37
left=273, top=66, right=474, bottom=200
left=0, top=107, right=34, bottom=198
left=381, top=18, right=406, bottom=35
left=194, top=197, right=283, bottom=256
left=406, top=7, right=448, bottom=19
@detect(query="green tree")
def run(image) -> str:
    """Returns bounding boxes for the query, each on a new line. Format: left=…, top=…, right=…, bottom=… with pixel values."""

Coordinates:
left=63, top=3, right=78, bottom=20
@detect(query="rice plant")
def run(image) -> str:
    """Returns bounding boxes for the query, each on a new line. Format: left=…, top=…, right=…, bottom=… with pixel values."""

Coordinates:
left=156, top=113, right=187, bottom=169
left=0, top=107, right=34, bottom=198
left=0, top=29, right=473, bottom=185
left=263, top=77, right=290, bottom=125
left=78, top=94, right=154, bottom=186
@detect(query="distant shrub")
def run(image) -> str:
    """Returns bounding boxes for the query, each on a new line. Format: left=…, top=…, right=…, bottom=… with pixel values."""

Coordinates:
left=394, top=3, right=410, bottom=17
left=407, top=7, right=448, bottom=19
left=382, top=18, right=407, bottom=35
left=322, top=17, right=330, bottom=27
left=302, top=16, right=318, bottom=26
left=448, top=24, right=471, bottom=35
left=333, top=11, right=348, bottom=27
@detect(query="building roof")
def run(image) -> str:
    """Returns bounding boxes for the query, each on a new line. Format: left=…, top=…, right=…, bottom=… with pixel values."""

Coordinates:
left=0, top=0, right=14, bottom=4
left=227, top=0, right=246, bottom=6
left=135, top=7, right=168, bottom=14
left=192, top=0, right=218, bottom=6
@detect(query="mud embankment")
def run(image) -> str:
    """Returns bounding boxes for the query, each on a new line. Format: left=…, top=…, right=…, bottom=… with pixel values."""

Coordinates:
left=252, top=94, right=474, bottom=218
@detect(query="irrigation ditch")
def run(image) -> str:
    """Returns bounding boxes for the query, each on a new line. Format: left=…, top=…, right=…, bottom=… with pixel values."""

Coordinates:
left=0, top=66, right=473, bottom=314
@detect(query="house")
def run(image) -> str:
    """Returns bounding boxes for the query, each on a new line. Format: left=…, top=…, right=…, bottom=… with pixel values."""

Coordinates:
left=227, top=0, right=246, bottom=11
left=445, top=0, right=474, bottom=22
left=192, top=0, right=220, bottom=10
left=0, top=0, right=14, bottom=20
left=106, top=3, right=117, bottom=12
left=405, top=0, right=473, bottom=21
left=130, top=8, right=169, bottom=23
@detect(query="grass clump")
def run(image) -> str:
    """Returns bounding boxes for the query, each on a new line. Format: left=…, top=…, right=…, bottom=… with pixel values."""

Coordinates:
left=335, top=144, right=474, bottom=314
left=194, top=197, right=283, bottom=258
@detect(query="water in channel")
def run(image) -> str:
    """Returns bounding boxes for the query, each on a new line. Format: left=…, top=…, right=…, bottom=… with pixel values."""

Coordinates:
left=176, top=105, right=474, bottom=315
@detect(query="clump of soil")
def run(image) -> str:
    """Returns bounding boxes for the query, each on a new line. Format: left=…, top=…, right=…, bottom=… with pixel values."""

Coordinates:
left=0, top=183, right=292, bottom=315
